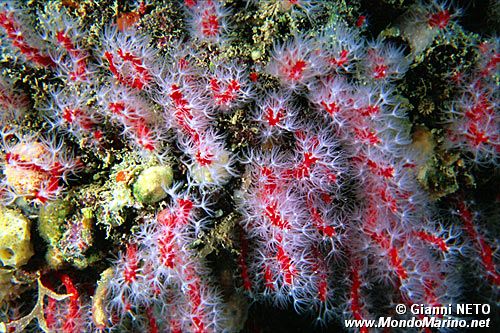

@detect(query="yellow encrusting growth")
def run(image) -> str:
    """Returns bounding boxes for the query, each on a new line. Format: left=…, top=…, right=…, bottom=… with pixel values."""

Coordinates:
left=0, top=207, right=34, bottom=268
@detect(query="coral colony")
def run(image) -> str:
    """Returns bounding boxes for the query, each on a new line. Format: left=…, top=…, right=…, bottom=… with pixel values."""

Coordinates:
left=0, top=0, right=498, bottom=332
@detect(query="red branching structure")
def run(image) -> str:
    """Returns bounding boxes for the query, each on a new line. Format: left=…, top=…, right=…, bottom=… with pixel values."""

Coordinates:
left=108, top=100, right=156, bottom=152
left=0, top=10, right=55, bottom=67
left=210, top=78, right=240, bottom=107
left=104, top=192, right=225, bottom=332
left=46, top=88, right=105, bottom=149
left=445, top=38, right=499, bottom=164
left=349, top=264, right=368, bottom=333
left=426, top=0, right=457, bottom=30
left=167, top=81, right=217, bottom=167
left=238, top=230, right=253, bottom=292
left=104, top=49, right=152, bottom=90
left=60, top=274, right=83, bottom=333
left=101, top=27, right=156, bottom=91
left=457, top=201, right=500, bottom=286
left=55, top=31, right=89, bottom=82
left=156, top=53, right=235, bottom=186
left=413, top=230, right=449, bottom=252
left=188, top=0, right=229, bottom=44
left=63, top=107, right=102, bottom=141
left=428, top=9, right=451, bottom=29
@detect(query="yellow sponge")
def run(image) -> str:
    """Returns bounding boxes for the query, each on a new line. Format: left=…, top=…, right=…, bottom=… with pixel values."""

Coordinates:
left=0, top=207, right=34, bottom=268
